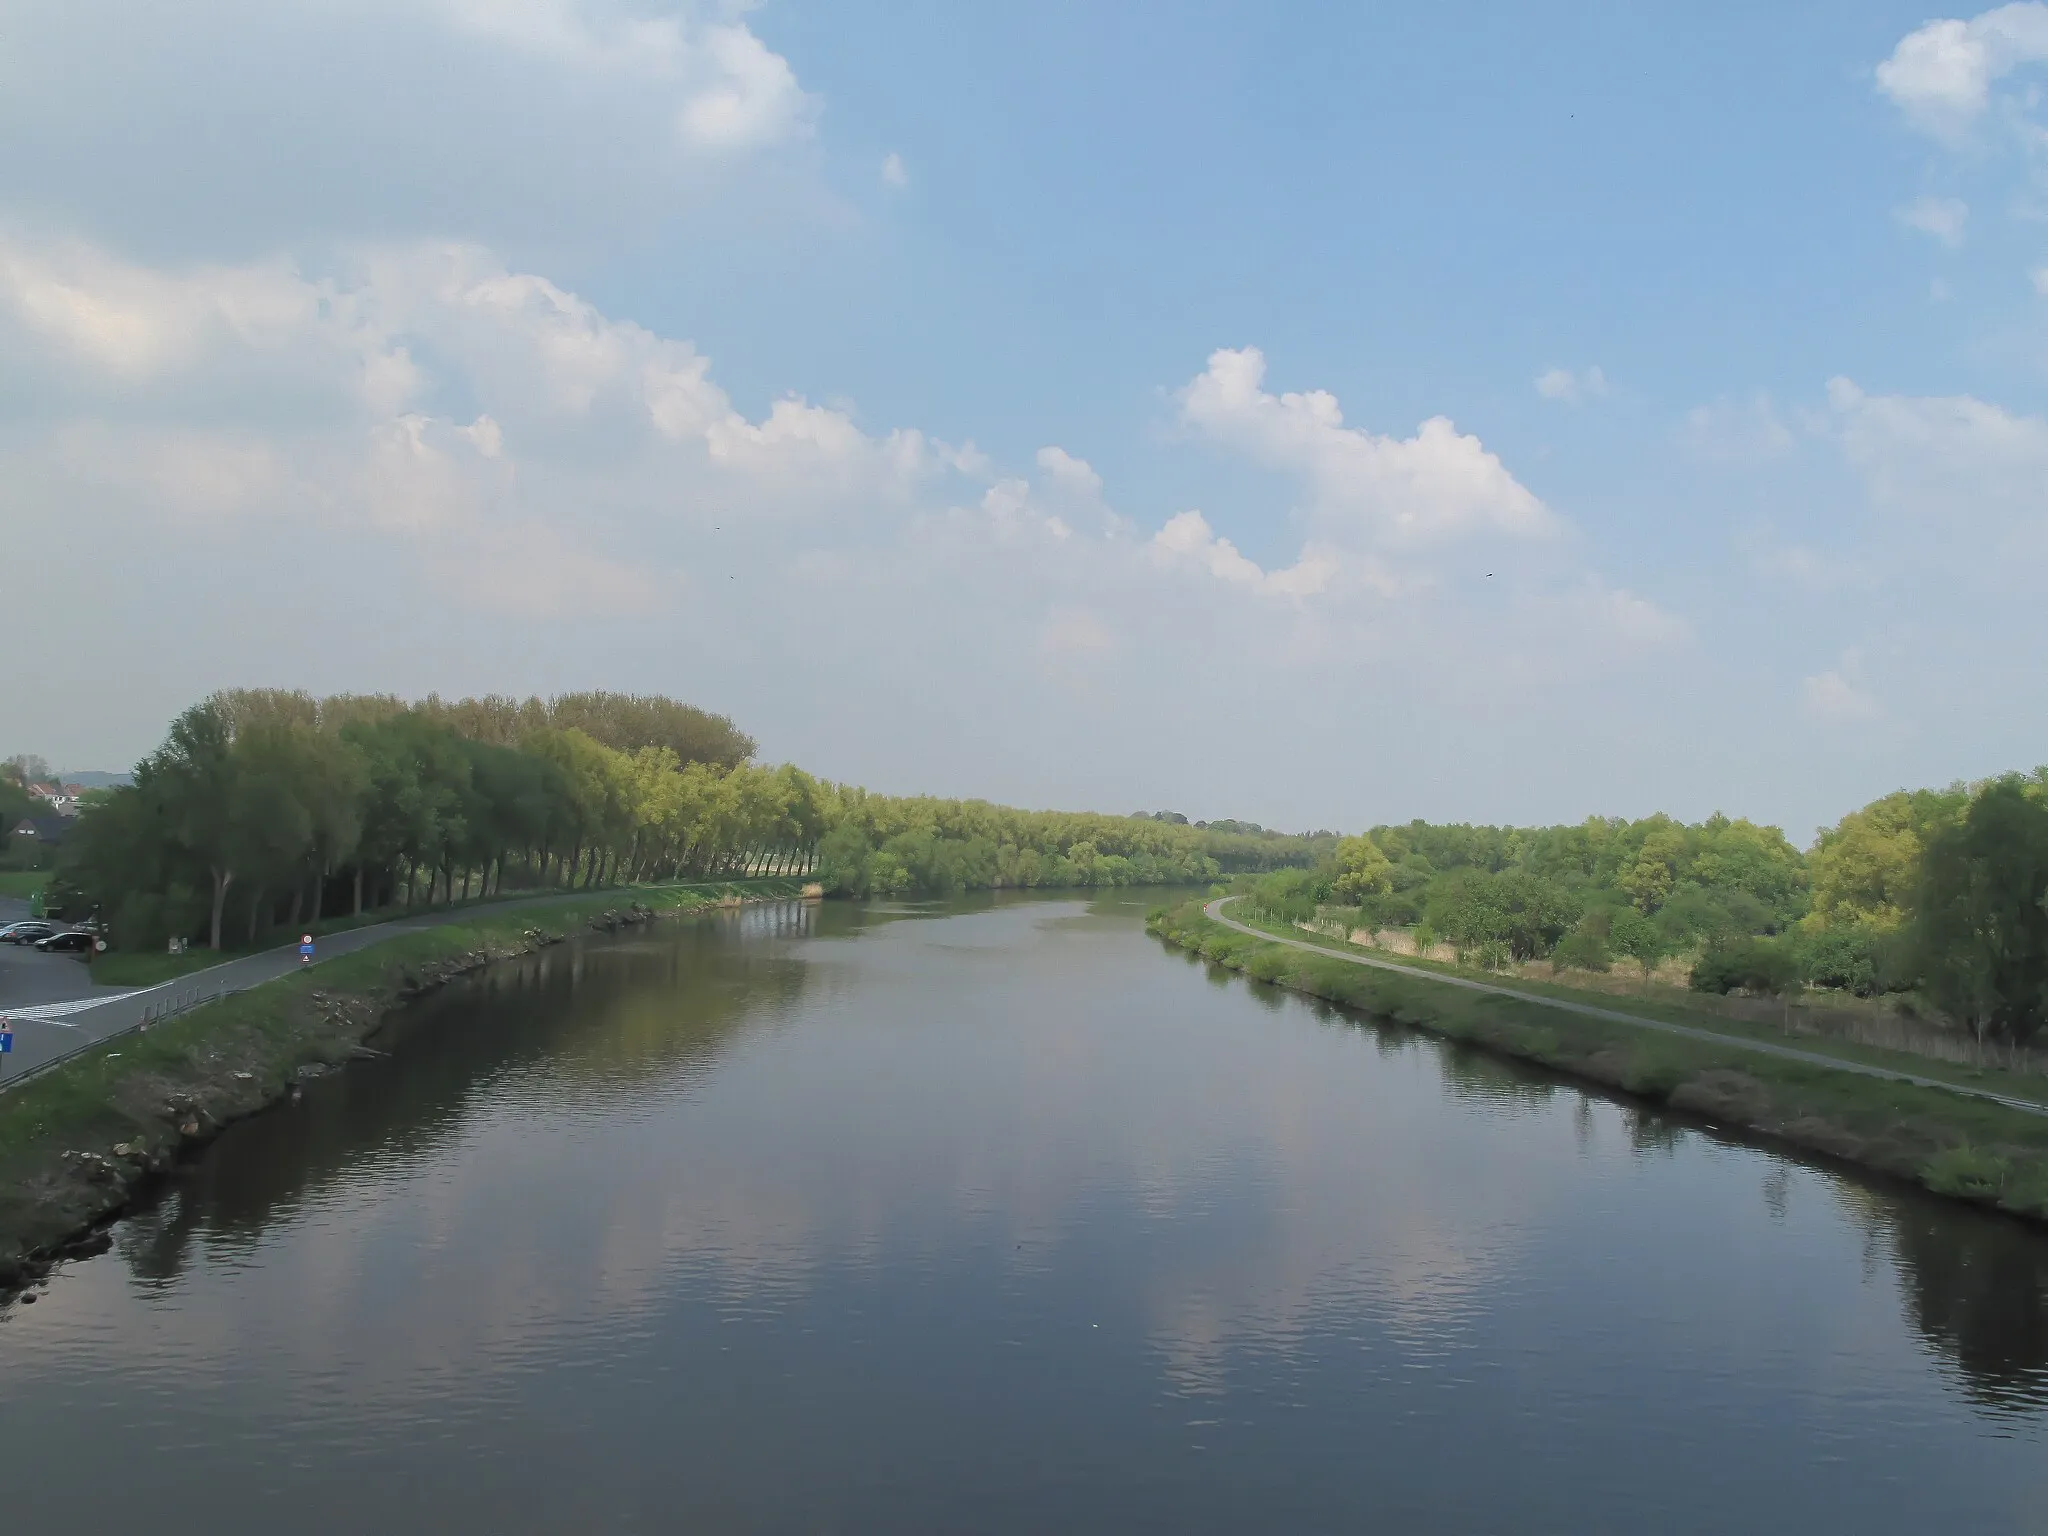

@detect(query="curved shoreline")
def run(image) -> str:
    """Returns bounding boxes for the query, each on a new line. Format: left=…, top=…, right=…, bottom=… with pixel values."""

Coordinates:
left=1152, top=898, right=2048, bottom=1228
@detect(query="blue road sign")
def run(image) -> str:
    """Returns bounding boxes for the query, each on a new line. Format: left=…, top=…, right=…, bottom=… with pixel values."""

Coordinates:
left=0, top=1028, right=13, bottom=1054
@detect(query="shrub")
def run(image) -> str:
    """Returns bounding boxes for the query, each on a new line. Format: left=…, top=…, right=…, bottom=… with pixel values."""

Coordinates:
left=1690, top=936, right=1803, bottom=996
left=1551, top=929, right=1612, bottom=973
left=1798, top=927, right=1881, bottom=997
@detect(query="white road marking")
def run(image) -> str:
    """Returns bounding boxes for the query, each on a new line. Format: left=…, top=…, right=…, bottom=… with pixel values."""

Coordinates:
left=0, top=992, right=144, bottom=1025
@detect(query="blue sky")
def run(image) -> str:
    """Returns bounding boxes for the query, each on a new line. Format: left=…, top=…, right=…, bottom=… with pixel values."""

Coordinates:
left=4, top=1, right=2047, bottom=838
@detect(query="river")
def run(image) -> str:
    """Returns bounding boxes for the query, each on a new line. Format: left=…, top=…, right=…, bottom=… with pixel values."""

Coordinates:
left=3, top=892, right=2047, bottom=1532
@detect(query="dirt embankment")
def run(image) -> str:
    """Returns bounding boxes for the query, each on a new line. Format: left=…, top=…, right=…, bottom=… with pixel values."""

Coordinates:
left=0, top=885, right=801, bottom=1295
left=1151, top=902, right=2048, bottom=1227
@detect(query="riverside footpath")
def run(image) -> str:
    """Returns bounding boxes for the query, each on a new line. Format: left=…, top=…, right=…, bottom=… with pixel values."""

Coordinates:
left=1200, top=897, right=2048, bottom=1121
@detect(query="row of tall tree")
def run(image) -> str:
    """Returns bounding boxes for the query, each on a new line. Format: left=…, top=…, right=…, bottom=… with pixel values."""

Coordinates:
left=1242, top=773, right=2048, bottom=1044
left=58, top=691, right=809, bottom=952
left=54, top=690, right=1323, bottom=951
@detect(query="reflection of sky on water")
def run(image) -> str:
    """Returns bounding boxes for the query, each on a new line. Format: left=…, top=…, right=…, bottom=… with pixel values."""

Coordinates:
left=2, top=892, right=2048, bottom=1531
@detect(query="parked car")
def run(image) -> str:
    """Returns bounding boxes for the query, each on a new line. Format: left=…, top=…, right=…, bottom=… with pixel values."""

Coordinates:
left=0, top=920, right=56, bottom=945
left=34, top=929, right=95, bottom=954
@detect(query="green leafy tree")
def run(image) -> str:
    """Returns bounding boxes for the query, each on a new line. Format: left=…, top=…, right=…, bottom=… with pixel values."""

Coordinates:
left=1331, top=835, right=1394, bottom=903
left=1808, top=789, right=1963, bottom=932
left=1607, top=907, right=1668, bottom=989
left=149, top=702, right=245, bottom=951
left=1912, top=778, right=2048, bottom=1045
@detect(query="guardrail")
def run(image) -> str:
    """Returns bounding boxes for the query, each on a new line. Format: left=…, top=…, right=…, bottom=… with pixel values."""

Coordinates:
left=0, top=984, right=241, bottom=1095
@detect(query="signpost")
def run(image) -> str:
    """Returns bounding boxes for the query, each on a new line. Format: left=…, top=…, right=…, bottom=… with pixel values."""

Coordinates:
left=0, top=1020, right=12, bottom=1087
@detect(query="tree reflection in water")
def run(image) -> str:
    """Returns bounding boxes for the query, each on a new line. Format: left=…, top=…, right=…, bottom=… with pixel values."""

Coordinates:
left=117, top=899, right=828, bottom=1287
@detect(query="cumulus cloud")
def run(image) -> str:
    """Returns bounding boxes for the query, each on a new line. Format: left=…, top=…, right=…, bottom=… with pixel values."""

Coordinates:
left=1535, top=365, right=1608, bottom=404
left=0, top=233, right=969, bottom=620
left=1824, top=376, right=2048, bottom=530
left=1878, top=4, right=2048, bottom=141
left=1178, top=346, right=1555, bottom=548
left=1896, top=196, right=1970, bottom=246
left=1036, top=445, right=1102, bottom=500
left=1149, top=510, right=1336, bottom=597
left=436, top=0, right=814, bottom=148
left=881, top=152, right=909, bottom=188
left=0, top=231, right=1704, bottom=823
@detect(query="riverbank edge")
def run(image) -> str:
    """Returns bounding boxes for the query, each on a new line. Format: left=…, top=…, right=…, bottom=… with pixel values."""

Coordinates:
left=1149, top=899, right=2048, bottom=1227
left=0, top=879, right=811, bottom=1293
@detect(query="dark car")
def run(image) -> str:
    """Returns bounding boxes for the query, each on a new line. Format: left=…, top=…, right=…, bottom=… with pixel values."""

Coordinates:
left=0, top=921, right=56, bottom=945
left=34, top=929, right=95, bottom=954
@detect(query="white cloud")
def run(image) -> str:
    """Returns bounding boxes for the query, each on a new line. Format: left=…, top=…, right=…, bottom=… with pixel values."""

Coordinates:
left=1825, top=375, right=2048, bottom=529
left=2033, top=265, right=2048, bottom=294
left=1035, top=446, right=1101, bottom=496
left=881, top=152, right=909, bottom=188
left=1804, top=670, right=1881, bottom=725
left=1564, top=579, right=1688, bottom=649
left=1179, top=346, right=1555, bottom=548
left=1535, top=365, right=1608, bottom=404
left=680, top=24, right=810, bottom=147
left=1878, top=4, right=2048, bottom=141
left=0, top=231, right=1706, bottom=825
left=1896, top=196, right=1970, bottom=246
left=1150, top=510, right=1334, bottom=597
left=437, top=1, right=814, bottom=148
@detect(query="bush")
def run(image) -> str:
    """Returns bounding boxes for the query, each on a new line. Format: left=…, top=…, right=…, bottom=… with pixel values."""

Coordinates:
left=1550, top=929, right=1612, bottom=973
left=1690, top=935, right=1803, bottom=996
left=1799, top=927, right=1881, bottom=997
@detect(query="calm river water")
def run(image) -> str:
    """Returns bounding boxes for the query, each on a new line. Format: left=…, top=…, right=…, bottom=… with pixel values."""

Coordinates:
left=4, top=892, right=2048, bottom=1533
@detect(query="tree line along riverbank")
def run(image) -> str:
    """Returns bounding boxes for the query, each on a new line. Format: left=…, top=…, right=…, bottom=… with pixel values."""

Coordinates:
left=1261, top=776, right=2048, bottom=1050
left=21, top=688, right=1326, bottom=958
left=0, top=880, right=811, bottom=1294
left=1150, top=899, right=2048, bottom=1227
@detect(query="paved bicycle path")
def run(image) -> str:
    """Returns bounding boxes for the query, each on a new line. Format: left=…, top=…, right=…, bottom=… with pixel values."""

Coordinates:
left=1202, top=898, right=2048, bottom=1121
left=0, top=893, right=629, bottom=1085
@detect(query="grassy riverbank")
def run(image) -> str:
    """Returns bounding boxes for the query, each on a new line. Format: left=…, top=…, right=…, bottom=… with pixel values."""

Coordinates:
left=1150, top=899, right=2048, bottom=1225
left=0, top=879, right=807, bottom=1290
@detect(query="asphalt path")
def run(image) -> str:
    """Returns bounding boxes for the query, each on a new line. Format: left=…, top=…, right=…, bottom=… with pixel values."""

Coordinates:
left=1201, top=897, right=2048, bottom=1121
left=0, top=893, right=609, bottom=1086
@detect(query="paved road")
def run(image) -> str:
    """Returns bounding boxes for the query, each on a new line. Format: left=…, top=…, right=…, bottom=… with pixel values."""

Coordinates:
left=0, top=897, right=143, bottom=1018
left=0, top=893, right=628, bottom=1087
left=1202, top=897, right=2048, bottom=1121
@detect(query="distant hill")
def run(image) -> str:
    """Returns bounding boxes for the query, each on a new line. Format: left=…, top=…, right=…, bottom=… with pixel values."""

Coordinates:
left=55, top=771, right=132, bottom=789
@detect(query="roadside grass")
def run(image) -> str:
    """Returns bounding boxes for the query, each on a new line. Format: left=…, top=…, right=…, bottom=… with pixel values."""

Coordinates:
left=0, top=878, right=807, bottom=1277
left=84, top=878, right=797, bottom=988
left=0, top=872, right=49, bottom=901
left=1150, top=900, right=2048, bottom=1226
left=1223, top=904, right=2048, bottom=1109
